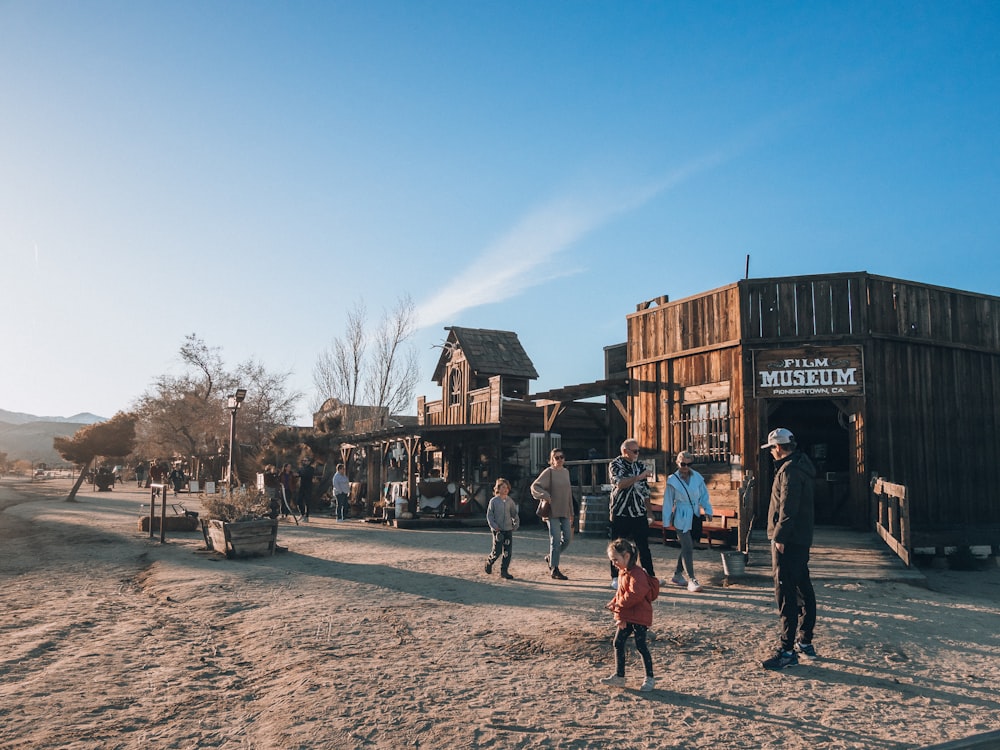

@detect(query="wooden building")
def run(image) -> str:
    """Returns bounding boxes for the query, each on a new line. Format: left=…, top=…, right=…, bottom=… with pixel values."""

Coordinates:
left=337, top=326, right=624, bottom=519
left=626, top=271, right=1000, bottom=552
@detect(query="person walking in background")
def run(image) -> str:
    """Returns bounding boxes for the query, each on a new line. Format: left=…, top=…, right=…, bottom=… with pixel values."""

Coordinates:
left=168, top=463, right=186, bottom=496
left=262, top=464, right=280, bottom=519
left=297, top=458, right=315, bottom=522
left=484, top=477, right=519, bottom=580
left=608, top=439, right=655, bottom=588
left=278, top=463, right=296, bottom=518
left=601, top=537, right=657, bottom=692
left=665, top=451, right=713, bottom=593
left=531, top=448, right=574, bottom=580
left=760, top=428, right=818, bottom=670
left=148, top=460, right=165, bottom=488
left=134, top=461, right=147, bottom=489
left=332, top=463, right=351, bottom=521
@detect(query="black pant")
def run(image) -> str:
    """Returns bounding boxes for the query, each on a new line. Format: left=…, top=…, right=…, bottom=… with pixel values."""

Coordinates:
left=297, top=489, right=312, bottom=517
left=609, top=515, right=655, bottom=579
left=486, top=530, right=513, bottom=572
left=772, top=542, right=816, bottom=651
left=613, top=623, right=653, bottom=678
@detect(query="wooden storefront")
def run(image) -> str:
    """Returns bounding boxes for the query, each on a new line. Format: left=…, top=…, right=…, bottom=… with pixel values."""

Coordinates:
left=625, top=271, right=1000, bottom=551
left=339, top=327, right=622, bottom=520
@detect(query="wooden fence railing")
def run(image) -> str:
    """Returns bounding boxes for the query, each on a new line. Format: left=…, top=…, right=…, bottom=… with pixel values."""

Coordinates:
left=872, top=476, right=911, bottom=567
left=564, top=459, right=612, bottom=497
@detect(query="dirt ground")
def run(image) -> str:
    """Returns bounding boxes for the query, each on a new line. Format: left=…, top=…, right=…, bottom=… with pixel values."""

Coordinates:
left=2, top=477, right=999, bottom=750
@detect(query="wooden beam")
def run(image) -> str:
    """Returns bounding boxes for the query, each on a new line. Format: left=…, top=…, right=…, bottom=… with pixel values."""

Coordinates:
left=403, top=435, right=421, bottom=513
left=611, top=397, right=628, bottom=421
left=543, top=402, right=565, bottom=432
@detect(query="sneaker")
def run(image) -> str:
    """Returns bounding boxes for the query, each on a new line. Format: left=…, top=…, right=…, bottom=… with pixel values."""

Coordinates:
left=611, top=578, right=619, bottom=590
left=600, top=674, right=625, bottom=687
left=500, top=571, right=514, bottom=580
left=762, top=650, right=799, bottom=670
left=639, top=676, right=655, bottom=692
left=551, top=568, right=568, bottom=580
left=796, top=641, right=818, bottom=658
left=484, top=560, right=493, bottom=574
left=671, top=574, right=687, bottom=587
left=687, top=578, right=703, bottom=593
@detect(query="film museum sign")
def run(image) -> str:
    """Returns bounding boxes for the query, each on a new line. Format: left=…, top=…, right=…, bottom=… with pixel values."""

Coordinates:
left=753, top=346, right=865, bottom=399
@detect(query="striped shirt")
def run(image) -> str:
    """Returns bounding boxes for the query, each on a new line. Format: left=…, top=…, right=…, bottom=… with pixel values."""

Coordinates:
left=609, top=456, right=650, bottom=518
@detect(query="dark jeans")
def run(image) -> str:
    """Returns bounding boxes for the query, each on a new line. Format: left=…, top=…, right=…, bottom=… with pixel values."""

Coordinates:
left=613, top=623, right=653, bottom=678
left=486, top=530, right=513, bottom=572
left=609, top=515, right=655, bottom=579
left=772, top=542, right=817, bottom=651
left=335, top=492, right=349, bottom=519
left=297, top=489, right=311, bottom=518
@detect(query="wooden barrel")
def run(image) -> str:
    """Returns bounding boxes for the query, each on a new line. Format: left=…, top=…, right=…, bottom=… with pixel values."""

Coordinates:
left=579, top=495, right=610, bottom=537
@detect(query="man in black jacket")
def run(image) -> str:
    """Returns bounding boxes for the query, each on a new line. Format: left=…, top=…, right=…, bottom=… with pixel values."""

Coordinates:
left=761, top=428, right=817, bottom=670
left=296, top=458, right=315, bottom=522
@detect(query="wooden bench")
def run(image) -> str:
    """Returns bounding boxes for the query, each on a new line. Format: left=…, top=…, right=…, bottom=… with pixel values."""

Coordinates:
left=649, top=506, right=738, bottom=548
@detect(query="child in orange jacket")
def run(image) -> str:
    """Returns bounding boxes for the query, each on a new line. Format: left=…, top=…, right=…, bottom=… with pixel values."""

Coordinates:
left=601, top=537, right=657, bottom=692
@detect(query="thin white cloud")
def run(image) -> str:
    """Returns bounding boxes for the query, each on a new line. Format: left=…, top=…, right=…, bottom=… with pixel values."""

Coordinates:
left=414, top=152, right=727, bottom=329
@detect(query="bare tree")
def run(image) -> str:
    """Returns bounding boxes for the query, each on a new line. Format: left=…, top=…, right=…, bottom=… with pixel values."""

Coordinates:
left=133, top=334, right=230, bottom=460
left=179, top=333, right=226, bottom=400
left=313, top=294, right=419, bottom=424
left=313, top=301, right=366, bottom=412
left=233, top=357, right=303, bottom=448
left=132, top=335, right=301, bottom=474
left=363, top=295, right=419, bottom=417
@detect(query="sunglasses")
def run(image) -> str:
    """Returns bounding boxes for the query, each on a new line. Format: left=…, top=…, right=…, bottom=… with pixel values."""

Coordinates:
left=680, top=461, right=694, bottom=467
left=624, top=447, right=639, bottom=454
left=553, top=455, right=565, bottom=460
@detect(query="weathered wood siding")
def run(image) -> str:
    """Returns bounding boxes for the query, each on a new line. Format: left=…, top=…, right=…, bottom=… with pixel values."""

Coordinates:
left=865, top=339, right=1000, bottom=544
left=629, top=284, right=741, bottom=363
left=862, top=277, right=1000, bottom=542
left=627, top=272, right=1000, bottom=547
left=742, top=273, right=866, bottom=342
left=866, top=275, right=1000, bottom=349
left=626, top=285, right=745, bottom=511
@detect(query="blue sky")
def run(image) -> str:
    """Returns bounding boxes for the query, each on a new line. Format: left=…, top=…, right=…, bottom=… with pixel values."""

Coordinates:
left=2, top=1, right=998, bottom=424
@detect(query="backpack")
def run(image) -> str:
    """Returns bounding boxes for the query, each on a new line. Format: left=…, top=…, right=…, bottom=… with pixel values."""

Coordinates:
left=645, top=569, right=660, bottom=601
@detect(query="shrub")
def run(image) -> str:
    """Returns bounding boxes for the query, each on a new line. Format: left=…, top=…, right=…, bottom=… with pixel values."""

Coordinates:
left=201, top=487, right=271, bottom=523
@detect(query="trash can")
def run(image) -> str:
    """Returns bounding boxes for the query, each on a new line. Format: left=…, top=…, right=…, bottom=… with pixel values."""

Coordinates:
left=579, top=495, right=610, bottom=537
left=721, top=551, right=746, bottom=577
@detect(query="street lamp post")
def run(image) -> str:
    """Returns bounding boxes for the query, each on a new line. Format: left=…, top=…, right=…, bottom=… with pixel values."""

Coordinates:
left=227, top=388, right=247, bottom=492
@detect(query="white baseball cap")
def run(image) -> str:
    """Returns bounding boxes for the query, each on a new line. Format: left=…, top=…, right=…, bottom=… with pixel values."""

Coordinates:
left=761, top=428, right=795, bottom=449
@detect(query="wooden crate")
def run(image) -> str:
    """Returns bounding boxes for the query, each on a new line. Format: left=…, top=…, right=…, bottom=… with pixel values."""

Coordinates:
left=202, top=519, right=278, bottom=558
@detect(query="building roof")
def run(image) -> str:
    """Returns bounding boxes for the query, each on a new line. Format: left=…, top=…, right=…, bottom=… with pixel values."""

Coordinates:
left=431, top=326, right=539, bottom=383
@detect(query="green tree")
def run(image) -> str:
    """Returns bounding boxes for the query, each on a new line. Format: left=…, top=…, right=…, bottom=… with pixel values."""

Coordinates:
left=54, top=412, right=137, bottom=501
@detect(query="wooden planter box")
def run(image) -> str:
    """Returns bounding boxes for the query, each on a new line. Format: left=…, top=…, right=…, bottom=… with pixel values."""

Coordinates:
left=201, top=519, right=278, bottom=559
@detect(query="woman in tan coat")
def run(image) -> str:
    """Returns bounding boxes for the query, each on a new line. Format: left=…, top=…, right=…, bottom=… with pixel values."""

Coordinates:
left=531, top=448, right=574, bottom=580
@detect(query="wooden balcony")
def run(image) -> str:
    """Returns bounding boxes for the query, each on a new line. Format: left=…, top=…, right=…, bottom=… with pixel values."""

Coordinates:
left=418, top=377, right=501, bottom=427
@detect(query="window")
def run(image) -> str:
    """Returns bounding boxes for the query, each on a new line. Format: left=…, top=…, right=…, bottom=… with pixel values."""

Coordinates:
left=530, top=433, right=561, bottom=474
left=683, top=400, right=729, bottom=462
left=448, top=369, right=462, bottom=406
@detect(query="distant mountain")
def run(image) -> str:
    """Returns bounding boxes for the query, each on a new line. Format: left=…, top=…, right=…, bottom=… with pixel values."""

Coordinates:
left=0, top=409, right=105, bottom=426
left=0, top=409, right=106, bottom=464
